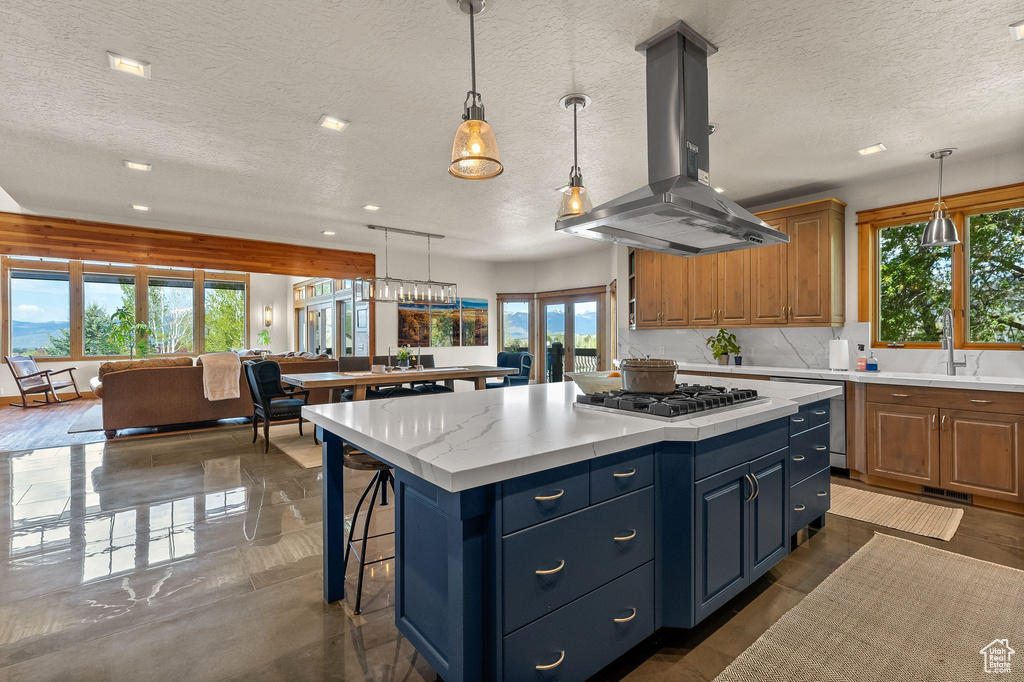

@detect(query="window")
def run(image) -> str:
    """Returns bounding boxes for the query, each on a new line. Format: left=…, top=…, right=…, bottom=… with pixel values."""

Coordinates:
left=859, top=183, right=1024, bottom=349
left=877, top=222, right=952, bottom=344
left=9, top=269, right=70, bottom=356
left=500, top=299, right=530, bottom=352
left=148, top=277, right=195, bottom=354
left=204, top=280, right=246, bottom=351
left=966, top=208, right=1024, bottom=343
left=83, top=273, right=136, bottom=356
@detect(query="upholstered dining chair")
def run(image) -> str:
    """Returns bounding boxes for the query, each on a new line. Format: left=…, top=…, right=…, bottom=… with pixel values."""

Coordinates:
left=244, top=360, right=313, bottom=453
left=410, top=354, right=454, bottom=395
left=4, top=355, right=83, bottom=408
left=485, top=352, right=534, bottom=388
left=367, top=355, right=420, bottom=399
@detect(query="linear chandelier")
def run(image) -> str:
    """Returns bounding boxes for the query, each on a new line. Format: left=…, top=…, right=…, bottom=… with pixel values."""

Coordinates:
left=355, top=225, right=459, bottom=305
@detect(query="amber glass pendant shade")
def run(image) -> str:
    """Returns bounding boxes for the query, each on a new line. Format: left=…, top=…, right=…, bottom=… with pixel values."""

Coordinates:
left=558, top=185, right=592, bottom=220
left=449, top=119, right=503, bottom=179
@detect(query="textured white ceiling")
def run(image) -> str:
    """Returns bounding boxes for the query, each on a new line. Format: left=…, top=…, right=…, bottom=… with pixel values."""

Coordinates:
left=0, top=0, right=1022, bottom=261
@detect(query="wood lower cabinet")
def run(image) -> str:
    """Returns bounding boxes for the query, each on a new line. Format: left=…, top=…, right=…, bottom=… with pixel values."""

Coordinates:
left=628, top=198, right=844, bottom=330
left=940, top=409, right=1024, bottom=502
left=866, top=402, right=941, bottom=486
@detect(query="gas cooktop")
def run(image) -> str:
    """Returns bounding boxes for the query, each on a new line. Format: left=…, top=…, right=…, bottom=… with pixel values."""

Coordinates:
left=574, top=384, right=767, bottom=422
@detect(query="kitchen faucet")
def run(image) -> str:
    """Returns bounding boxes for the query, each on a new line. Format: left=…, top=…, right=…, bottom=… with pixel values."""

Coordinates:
left=941, top=308, right=967, bottom=376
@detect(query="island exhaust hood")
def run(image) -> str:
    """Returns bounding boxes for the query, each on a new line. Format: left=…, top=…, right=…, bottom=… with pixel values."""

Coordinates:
left=555, top=21, right=788, bottom=256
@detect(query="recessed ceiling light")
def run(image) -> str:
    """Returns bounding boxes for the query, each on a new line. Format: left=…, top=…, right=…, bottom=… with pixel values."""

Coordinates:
left=858, top=143, right=887, bottom=156
left=107, top=52, right=151, bottom=78
left=123, top=160, right=151, bottom=171
left=321, top=230, right=336, bottom=236
left=317, top=115, right=349, bottom=131
left=714, top=187, right=726, bottom=193
left=132, top=204, right=150, bottom=211
left=1011, top=20, right=1024, bottom=41
left=362, top=204, right=381, bottom=211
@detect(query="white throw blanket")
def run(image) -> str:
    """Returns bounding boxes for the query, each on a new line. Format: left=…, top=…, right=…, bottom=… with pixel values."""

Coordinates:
left=199, top=352, right=241, bottom=401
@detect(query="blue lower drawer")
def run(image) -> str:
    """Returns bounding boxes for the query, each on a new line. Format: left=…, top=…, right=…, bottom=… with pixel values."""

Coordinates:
left=791, top=466, right=830, bottom=531
left=502, top=486, right=654, bottom=634
left=503, top=561, right=654, bottom=682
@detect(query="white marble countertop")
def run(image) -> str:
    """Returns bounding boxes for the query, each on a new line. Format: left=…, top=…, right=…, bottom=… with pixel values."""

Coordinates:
left=302, top=374, right=841, bottom=493
left=674, top=361, right=1024, bottom=392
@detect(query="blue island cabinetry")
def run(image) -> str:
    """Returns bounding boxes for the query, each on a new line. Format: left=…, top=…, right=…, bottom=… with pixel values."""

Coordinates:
left=331, top=400, right=830, bottom=682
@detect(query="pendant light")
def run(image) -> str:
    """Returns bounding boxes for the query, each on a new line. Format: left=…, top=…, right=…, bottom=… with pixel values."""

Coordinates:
left=449, top=0, right=503, bottom=180
left=556, top=93, right=593, bottom=220
left=920, top=148, right=960, bottom=248
left=355, top=226, right=458, bottom=305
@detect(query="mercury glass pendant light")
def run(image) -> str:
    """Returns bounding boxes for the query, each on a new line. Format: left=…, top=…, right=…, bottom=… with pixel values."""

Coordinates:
left=449, top=0, right=503, bottom=180
left=920, top=148, right=960, bottom=248
left=557, top=93, right=593, bottom=220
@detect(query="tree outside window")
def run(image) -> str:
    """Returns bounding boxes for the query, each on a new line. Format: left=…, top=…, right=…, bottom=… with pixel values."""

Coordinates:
left=204, top=280, right=246, bottom=352
left=877, top=222, right=952, bottom=343
left=82, top=273, right=136, bottom=356
left=967, top=208, right=1024, bottom=343
left=148, top=277, right=194, bottom=354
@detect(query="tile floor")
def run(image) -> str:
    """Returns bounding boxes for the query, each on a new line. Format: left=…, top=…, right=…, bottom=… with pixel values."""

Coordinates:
left=1, top=426, right=1021, bottom=681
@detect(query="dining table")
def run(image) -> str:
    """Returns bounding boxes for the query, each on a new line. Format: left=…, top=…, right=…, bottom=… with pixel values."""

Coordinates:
left=280, top=364, right=517, bottom=401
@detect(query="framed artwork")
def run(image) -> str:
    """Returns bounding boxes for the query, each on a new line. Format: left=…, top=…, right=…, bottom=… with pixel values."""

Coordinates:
left=397, top=302, right=430, bottom=347
left=395, top=297, right=489, bottom=347
left=460, top=298, right=489, bottom=346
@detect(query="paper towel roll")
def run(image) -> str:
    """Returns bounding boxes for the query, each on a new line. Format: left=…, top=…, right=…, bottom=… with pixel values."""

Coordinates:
left=829, top=339, right=850, bottom=371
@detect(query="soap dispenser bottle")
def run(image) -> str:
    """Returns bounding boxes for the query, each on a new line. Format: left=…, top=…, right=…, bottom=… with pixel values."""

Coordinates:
left=866, top=350, right=879, bottom=372
left=856, top=344, right=868, bottom=371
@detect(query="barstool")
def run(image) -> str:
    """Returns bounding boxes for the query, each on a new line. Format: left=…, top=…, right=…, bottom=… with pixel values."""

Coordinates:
left=343, top=447, right=396, bottom=615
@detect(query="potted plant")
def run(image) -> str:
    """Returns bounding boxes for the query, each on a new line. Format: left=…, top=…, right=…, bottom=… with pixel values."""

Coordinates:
left=256, top=329, right=272, bottom=357
left=396, top=346, right=412, bottom=369
left=706, top=329, right=740, bottom=366
left=109, top=305, right=153, bottom=359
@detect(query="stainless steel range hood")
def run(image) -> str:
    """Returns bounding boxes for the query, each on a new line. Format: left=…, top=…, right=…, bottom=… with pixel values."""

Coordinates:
left=556, top=21, right=788, bottom=256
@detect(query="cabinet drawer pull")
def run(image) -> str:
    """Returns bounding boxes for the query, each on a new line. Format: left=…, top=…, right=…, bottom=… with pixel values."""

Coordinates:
left=535, top=560, right=565, bottom=576
left=891, top=393, right=910, bottom=398
left=612, top=468, right=637, bottom=478
left=792, top=417, right=805, bottom=423
left=534, top=489, right=564, bottom=502
left=969, top=399, right=993, bottom=404
left=744, top=474, right=755, bottom=501
left=816, top=491, right=828, bottom=497
left=813, top=409, right=827, bottom=415
left=614, top=608, right=637, bottom=624
left=614, top=529, right=638, bottom=542
left=536, top=650, right=565, bottom=671
left=794, top=504, right=806, bottom=511
left=792, top=455, right=806, bottom=461
left=814, top=446, right=827, bottom=452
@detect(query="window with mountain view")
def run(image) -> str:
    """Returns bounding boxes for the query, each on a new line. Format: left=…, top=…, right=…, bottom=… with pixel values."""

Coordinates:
left=501, top=300, right=530, bottom=352
left=83, top=273, right=136, bottom=356
left=10, top=269, right=70, bottom=356
left=967, top=208, right=1024, bottom=344
left=204, top=279, right=246, bottom=352
left=148, top=277, right=194, bottom=354
left=877, top=221, right=952, bottom=344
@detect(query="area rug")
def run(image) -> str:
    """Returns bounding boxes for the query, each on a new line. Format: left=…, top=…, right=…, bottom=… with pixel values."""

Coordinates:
left=828, top=483, right=963, bottom=541
left=714, top=533, right=1024, bottom=681
left=270, top=426, right=321, bottom=468
left=67, top=404, right=104, bottom=433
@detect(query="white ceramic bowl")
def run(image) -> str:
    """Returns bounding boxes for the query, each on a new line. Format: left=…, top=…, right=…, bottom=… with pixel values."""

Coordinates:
left=565, top=371, right=623, bottom=395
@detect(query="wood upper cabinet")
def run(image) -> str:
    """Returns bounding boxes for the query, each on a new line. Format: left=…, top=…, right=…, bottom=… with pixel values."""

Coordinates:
left=661, top=254, right=688, bottom=326
left=866, top=402, right=941, bottom=487
left=940, top=409, right=1024, bottom=502
left=749, top=217, right=788, bottom=325
left=718, top=248, right=750, bottom=325
left=628, top=198, right=844, bottom=330
left=687, top=255, right=718, bottom=326
left=635, top=249, right=663, bottom=327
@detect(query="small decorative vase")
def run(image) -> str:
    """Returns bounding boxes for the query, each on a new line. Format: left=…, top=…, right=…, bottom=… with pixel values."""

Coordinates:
left=717, top=354, right=729, bottom=366
left=398, top=359, right=409, bottom=369
left=734, top=356, right=743, bottom=366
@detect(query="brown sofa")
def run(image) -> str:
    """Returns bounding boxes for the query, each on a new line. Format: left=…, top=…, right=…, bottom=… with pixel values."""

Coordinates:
left=95, top=356, right=339, bottom=436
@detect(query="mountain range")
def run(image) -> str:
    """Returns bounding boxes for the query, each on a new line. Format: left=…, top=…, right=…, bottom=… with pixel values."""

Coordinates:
left=504, top=310, right=597, bottom=338
left=11, top=320, right=67, bottom=352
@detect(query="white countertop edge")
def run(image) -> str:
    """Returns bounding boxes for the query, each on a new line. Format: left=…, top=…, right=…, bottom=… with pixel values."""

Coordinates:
left=674, top=361, right=1024, bottom=392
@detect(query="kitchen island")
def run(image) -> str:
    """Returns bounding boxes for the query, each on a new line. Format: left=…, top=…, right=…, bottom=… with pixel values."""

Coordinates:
left=303, top=375, right=842, bottom=682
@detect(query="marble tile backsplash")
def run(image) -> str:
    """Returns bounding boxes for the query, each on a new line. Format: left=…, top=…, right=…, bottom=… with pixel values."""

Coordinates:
left=618, top=322, right=1024, bottom=379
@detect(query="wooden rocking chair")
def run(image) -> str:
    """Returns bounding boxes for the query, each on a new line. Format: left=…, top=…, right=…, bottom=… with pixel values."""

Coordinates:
left=4, top=355, right=83, bottom=408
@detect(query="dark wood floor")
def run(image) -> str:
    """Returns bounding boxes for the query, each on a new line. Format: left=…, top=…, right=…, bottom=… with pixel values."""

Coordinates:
left=0, top=398, right=105, bottom=450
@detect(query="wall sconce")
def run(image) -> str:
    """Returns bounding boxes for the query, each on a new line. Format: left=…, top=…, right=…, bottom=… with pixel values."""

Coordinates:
left=263, top=305, right=273, bottom=327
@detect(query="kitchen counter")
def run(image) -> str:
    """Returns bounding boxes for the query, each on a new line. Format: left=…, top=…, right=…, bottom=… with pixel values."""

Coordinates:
left=302, top=374, right=840, bottom=493
left=675, top=361, right=1024, bottom=392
